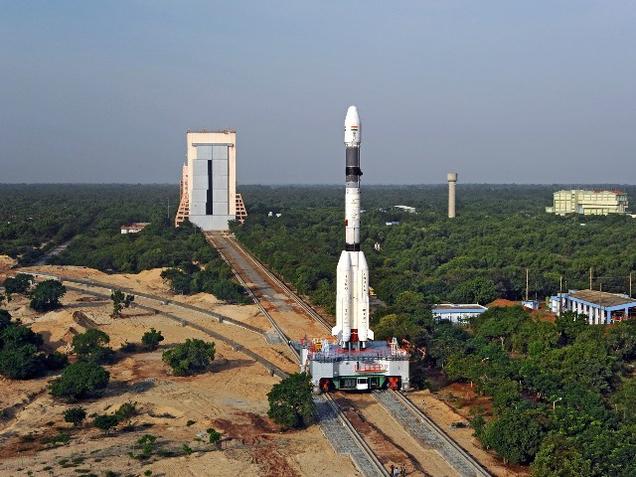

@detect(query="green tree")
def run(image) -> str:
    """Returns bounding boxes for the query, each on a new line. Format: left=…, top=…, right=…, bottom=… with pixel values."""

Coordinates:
left=450, top=277, right=497, bottom=305
left=141, top=328, right=164, bottom=351
left=63, top=407, right=87, bottom=427
left=267, top=373, right=314, bottom=429
left=0, top=343, right=44, bottom=379
left=477, top=406, right=547, bottom=465
left=110, top=289, right=134, bottom=317
left=531, top=434, right=592, bottom=477
left=29, top=280, right=66, bottom=312
left=612, top=378, right=636, bottom=423
left=72, top=328, right=113, bottom=364
left=50, top=361, right=110, bottom=401
left=162, top=339, right=215, bottom=376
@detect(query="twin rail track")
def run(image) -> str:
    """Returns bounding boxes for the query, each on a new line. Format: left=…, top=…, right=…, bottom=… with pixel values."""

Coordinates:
left=27, top=273, right=291, bottom=379
left=209, top=234, right=492, bottom=477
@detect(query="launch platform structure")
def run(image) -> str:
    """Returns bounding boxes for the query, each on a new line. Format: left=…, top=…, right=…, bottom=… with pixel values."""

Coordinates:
left=301, top=106, right=410, bottom=392
left=175, top=164, right=190, bottom=227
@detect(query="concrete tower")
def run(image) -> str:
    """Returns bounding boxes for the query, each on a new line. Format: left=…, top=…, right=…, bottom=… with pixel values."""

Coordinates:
left=447, top=172, right=457, bottom=218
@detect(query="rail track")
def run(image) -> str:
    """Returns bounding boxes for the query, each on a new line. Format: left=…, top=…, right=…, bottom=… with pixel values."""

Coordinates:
left=209, top=234, right=492, bottom=477
left=378, top=391, right=491, bottom=477
left=206, top=234, right=390, bottom=477
left=60, top=282, right=291, bottom=379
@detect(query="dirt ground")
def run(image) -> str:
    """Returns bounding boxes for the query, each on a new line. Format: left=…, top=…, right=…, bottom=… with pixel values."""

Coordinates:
left=409, top=387, right=529, bottom=477
left=0, top=266, right=358, bottom=477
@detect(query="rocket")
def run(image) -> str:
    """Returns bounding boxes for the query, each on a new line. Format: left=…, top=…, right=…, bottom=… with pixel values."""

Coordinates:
left=332, top=106, right=374, bottom=348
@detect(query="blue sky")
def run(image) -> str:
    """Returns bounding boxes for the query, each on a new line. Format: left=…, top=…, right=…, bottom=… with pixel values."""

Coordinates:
left=1, top=1, right=635, bottom=184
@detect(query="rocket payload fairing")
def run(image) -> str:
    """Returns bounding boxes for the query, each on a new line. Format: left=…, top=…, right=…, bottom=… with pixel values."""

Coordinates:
left=332, top=106, right=374, bottom=348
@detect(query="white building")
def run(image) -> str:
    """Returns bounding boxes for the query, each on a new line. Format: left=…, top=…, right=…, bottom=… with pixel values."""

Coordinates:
left=175, top=130, right=247, bottom=230
left=546, top=190, right=629, bottom=216
left=393, top=205, right=416, bottom=213
left=550, top=290, right=636, bottom=324
left=432, top=303, right=488, bottom=324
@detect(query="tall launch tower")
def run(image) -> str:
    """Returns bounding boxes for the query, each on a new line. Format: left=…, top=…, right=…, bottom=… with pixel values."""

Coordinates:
left=332, top=106, right=374, bottom=348
left=301, top=106, right=409, bottom=393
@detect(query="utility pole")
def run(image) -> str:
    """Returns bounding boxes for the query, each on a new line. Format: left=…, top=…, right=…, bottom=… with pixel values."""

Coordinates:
left=589, top=267, right=593, bottom=290
left=630, top=272, right=633, bottom=298
left=525, top=268, right=529, bottom=302
left=559, top=275, right=563, bottom=293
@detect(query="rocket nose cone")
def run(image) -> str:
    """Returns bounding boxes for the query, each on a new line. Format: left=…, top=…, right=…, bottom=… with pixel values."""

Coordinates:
left=344, top=105, right=360, bottom=128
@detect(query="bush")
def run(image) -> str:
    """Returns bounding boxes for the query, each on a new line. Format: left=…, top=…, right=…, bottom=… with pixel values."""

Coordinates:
left=72, top=329, right=114, bottom=364
left=3, top=274, right=33, bottom=296
left=30, top=280, right=66, bottom=311
left=114, top=401, right=138, bottom=423
left=141, top=328, right=164, bottom=351
left=44, top=351, right=69, bottom=370
left=133, top=434, right=157, bottom=460
left=0, top=318, right=66, bottom=379
left=0, top=310, right=11, bottom=330
left=207, top=428, right=221, bottom=446
left=50, top=361, right=110, bottom=401
left=111, top=289, right=134, bottom=317
left=63, top=407, right=86, bottom=427
left=267, top=373, right=314, bottom=429
left=162, top=339, right=215, bottom=376
left=0, top=343, right=44, bottom=379
left=94, top=414, right=119, bottom=433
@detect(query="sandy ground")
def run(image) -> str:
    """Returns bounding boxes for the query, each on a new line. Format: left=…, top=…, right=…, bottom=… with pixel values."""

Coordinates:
left=409, top=388, right=529, bottom=477
left=0, top=267, right=359, bottom=477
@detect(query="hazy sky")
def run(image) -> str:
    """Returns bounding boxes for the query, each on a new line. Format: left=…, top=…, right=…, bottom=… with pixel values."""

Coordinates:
left=1, top=1, right=635, bottom=184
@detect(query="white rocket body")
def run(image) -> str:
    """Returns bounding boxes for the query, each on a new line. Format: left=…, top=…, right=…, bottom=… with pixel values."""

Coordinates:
left=332, top=106, right=374, bottom=348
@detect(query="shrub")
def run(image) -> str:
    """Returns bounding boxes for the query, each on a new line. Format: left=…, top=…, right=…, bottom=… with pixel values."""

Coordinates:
left=114, top=401, right=138, bottom=423
left=162, top=339, right=215, bottom=376
left=94, top=414, right=119, bottom=433
left=0, top=309, right=11, bottom=330
left=110, top=289, right=134, bottom=317
left=29, top=280, right=66, bottom=311
left=44, top=351, right=69, bottom=370
left=72, top=329, right=113, bottom=364
left=63, top=407, right=86, bottom=427
left=134, top=434, right=157, bottom=460
left=50, top=361, right=110, bottom=401
left=3, top=274, right=33, bottom=296
left=207, top=427, right=221, bottom=446
left=267, top=373, right=314, bottom=429
left=141, top=328, right=164, bottom=351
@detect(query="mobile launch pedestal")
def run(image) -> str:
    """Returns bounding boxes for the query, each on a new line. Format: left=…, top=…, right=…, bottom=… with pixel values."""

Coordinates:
left=301, top=106, right=410, bottom=393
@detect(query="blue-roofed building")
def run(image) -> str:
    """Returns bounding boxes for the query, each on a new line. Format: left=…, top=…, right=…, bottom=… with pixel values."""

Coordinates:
left=550, top=290, right=636, bottom=324
left=432, top=303, right=488, bottom=325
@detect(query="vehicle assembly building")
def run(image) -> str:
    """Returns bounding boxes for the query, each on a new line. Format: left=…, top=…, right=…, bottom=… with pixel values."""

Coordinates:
left=301, top=106, right=410, bottom=392
left=546, top=189, right=629, bottom=216
left=175, top=130, right=247, bottom=230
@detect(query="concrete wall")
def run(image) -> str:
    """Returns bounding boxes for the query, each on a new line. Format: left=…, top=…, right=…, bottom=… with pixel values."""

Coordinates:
left=186, top=131, right=237, bottom=231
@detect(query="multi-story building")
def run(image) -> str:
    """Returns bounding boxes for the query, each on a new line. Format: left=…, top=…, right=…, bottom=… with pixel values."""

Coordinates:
left=175, top=130, right=247, bottom=230
left=546, top=189, right=629, bottom=216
